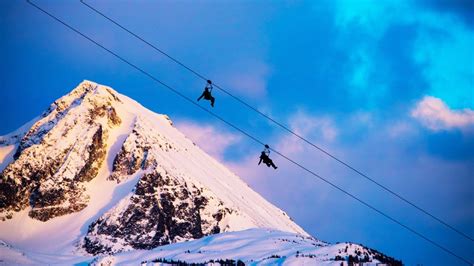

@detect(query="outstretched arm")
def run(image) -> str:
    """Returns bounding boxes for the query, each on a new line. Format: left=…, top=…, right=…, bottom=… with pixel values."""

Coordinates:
left=197, top=93, right=204, bottom=101
left=258, top=157, right=262, bottom=165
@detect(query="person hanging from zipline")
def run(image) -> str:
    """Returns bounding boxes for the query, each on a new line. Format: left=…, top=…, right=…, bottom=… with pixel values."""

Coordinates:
left=197, top=80, right=215, bottom=107
left=258, top=144, right=277, bottom=169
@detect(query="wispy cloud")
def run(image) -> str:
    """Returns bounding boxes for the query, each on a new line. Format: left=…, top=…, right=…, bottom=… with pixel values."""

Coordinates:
left=411, top=96, right=474, bottom=131
left=289, top=111, right=338, bottom=142
left=175, top=120, right=242, bottom=160
left=332, top=0, right=473, bottom=111
left=386, top=120, right=417, bottom=138
left=413, top=20, right=474, bottom=109
left=332, top=0, right=410, bottom=37
left=229, top=110, right=341, bottom=185
left=213, top=59, right=270, bottom=99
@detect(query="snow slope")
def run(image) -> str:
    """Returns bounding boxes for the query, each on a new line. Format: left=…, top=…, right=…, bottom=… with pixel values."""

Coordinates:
left=1, top=229, right=400, bottom=265
left=0, top=117, right=38, bottom=172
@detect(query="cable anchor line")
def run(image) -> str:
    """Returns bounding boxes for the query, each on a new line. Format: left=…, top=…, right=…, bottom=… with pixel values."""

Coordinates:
left=79, top=0, right=474, bottom=244
left=26, top=1, right=473, bottom=264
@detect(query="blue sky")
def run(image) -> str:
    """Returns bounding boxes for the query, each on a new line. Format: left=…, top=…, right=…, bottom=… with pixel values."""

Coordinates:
left=1, top=0, right=473, bottom=265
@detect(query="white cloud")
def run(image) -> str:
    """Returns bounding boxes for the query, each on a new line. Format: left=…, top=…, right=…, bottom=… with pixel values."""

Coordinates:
left=333, top=0, right=474, bottom=110
left=350, top=111, right=374, bottom=127
left=289, top=111, right=338, bottom=142
left=175, top=121, right=242, bottom=160
left=411, top=96, right=474, bottom=131
left=213, top=59, right=270, bottom=99
left=332, top=0, right=411, bottom=37
left=413, top=18, right=474, bottom=109
left=387, top=121, right=417, bottom=138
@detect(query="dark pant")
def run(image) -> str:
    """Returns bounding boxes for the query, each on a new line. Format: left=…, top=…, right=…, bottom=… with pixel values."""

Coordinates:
left=261, top=156, right=277, bottom=169
left=265, top=159, right=277, bottom=169
left=199, top=93, right=215, bottom=107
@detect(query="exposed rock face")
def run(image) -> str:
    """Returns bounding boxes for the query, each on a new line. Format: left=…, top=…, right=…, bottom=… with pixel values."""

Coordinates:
left=84, top=118, right=231, bottom=254
left=0, top=82, right=121, bottom=221
left=84, top=171, right=217, bottom=254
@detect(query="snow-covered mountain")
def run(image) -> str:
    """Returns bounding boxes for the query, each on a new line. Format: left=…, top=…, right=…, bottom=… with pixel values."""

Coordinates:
left=0, top=81, right=400, bottom=265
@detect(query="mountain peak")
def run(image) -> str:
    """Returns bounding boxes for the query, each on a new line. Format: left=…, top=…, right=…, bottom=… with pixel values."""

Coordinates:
left=0, top=80, right=306, bottom=254
left=53, top=80, right=123, bottom=111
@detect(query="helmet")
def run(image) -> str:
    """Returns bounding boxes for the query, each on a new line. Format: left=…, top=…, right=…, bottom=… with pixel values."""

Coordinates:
left=207, top=80, right=212, bottom=84
left=264, top=144, right=270, bottom=148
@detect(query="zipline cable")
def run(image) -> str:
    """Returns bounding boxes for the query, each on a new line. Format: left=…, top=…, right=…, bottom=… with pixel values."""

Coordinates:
left=79, top=0, right=474, bottom=244
left=25, top=1, right=472, bottom=264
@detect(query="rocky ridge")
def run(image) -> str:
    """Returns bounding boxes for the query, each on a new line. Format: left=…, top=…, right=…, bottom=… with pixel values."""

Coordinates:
left=0, top=82, right=121, bottom=221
